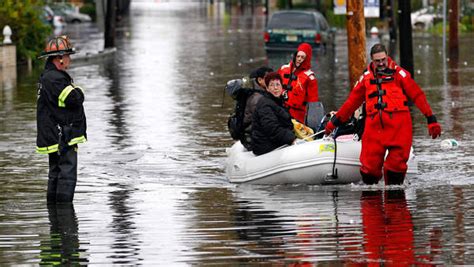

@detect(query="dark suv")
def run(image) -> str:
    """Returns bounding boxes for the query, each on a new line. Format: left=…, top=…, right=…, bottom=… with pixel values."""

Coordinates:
left=264, top=10, right=335, bottom=52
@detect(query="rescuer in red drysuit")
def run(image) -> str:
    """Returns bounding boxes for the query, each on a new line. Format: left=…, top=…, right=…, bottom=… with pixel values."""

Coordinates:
left=325, top=44, right=442, bottom=185
left=278, top=43, right=321, bottom=129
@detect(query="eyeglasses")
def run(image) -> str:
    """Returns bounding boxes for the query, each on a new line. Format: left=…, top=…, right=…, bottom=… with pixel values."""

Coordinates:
left=372, top=57, right=387, bottom=63
left=269, top=82, right=282, bottom=87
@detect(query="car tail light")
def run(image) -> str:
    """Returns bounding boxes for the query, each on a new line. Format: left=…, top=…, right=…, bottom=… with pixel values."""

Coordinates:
left=264, top=32, right=270, bottom=43
left=315, top=33, right=321, bottom=44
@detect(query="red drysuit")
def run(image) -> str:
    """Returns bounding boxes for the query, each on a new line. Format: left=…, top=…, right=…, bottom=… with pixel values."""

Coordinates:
left=327, top=57, right=440, bottom=184
left=278, top=43, right=319, bottom=123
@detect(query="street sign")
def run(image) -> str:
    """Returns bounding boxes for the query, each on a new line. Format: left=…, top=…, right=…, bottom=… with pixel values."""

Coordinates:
left=334, top=0, right=380, bottom=18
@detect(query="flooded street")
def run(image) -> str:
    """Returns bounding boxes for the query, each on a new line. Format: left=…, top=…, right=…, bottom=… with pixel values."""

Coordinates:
left=1, top=2, right=473, bottom=265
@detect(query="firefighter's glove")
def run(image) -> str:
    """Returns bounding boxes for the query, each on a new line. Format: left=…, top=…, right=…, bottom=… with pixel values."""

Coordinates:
left=427, top=115, right=441, bottom=139
left=281, top=90, right=289, bottom=101
left=324, top=116, right=341, bottom=135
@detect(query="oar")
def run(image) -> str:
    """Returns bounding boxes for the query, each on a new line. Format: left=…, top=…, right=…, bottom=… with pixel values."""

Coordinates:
left=302, top=129, right=326, bottom=141
left=276, top=129, right=327, bottom=150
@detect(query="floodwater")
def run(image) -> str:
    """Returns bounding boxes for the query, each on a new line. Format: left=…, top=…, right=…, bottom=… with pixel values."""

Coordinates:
left=0, top=2, right=473, bottom=265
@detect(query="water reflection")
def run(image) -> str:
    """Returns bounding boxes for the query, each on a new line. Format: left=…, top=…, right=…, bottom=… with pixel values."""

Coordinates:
left=359, top=190, right=415, bottom=265
left=0, top=66, right=16, bottom=96
left=453, top=187, right=467, bottom=264
left=180, top=186, right=366, bottom=265
left=108, top=185, right=142, bottom=264
left=180, top=187, right=291, bottom=263
left=40, top=203, right=88, bottom=265
left=103, top=58, right=131, bottom=147
left=447, top=53, right=464, bottom=137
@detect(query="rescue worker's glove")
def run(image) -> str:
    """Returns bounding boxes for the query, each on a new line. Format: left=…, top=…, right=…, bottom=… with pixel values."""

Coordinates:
left=426, top=115, right=441, bottom=139
left=325, top=121, right=336, bottom=135
left=324, top=115, right=342, bottom=135
left=281, top=90, right=289, bottom=101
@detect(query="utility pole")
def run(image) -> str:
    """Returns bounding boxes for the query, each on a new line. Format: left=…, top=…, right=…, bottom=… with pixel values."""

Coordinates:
left=104, top=0, right=117, bottom=48
left=315, top=0, right=322, bottom=12
left=379, top=0, right=385, bottom=20
left=398, top=0, right=414, bottom=77
left=449, top=0, right=459, bottom=62
left=387, top=0, right=397, bottom=58
left=264, top=0, right=269, bottom=25
left=346, top=0, right=367, bottom=89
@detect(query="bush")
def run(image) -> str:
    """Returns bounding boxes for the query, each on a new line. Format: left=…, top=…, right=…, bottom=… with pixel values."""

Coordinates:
left=429, top=21, right=470, bottom=35
left=80, top=3, right=96, bottom=22
left=325, top=9, right=346, bottom=29
left=460, top=16, right=473, bottom=32
left=0, top=0, right=51, bottom=64
left=276, top=0, right=287, bottom=9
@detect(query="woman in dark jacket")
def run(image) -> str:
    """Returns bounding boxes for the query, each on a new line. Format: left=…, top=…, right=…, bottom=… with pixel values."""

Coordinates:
left=252, top=72, right=296, bottom=155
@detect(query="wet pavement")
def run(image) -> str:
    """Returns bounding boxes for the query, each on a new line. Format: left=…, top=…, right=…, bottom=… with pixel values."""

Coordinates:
left=0, top=2, right=473, bottom=265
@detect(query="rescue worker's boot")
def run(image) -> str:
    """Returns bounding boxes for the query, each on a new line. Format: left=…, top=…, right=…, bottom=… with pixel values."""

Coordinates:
left=47, top=153, right=61, bottom=203
left=47, top=177, right=58, bottom=203
left=56, top=146, right=77, bottom=203
left=56, top=179, right=76, bottom=202
left=384, top=169, right=406, bottom=185
left=360, top=170, right=381, bottom=185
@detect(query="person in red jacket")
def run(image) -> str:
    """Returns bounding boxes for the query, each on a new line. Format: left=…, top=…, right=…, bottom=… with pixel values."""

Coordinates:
left=325, top=44, right=442, bottom=185
left=278, top=43, right=322, bottom=130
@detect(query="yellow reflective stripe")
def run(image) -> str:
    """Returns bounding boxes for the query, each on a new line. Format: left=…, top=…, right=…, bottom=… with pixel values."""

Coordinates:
left=36, top=136, right=86, bottom=154
left=68, top=135, right=87, bottom=146
left=75, top=85, right=84, bottom=94
left=71, top=83, right=85, bottom=94
left=58, top=85, right=75, bottom=107
left=36, top=144, right=59, bottom=154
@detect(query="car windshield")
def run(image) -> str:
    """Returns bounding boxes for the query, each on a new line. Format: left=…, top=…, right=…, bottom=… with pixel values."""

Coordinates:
left=268, top=13, right=316, bottom=29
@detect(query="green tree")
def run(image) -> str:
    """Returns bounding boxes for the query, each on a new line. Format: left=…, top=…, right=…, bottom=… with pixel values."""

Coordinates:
left=0, top=0, right=51, bottom=63
left=80, top=0, right=96, bottom=21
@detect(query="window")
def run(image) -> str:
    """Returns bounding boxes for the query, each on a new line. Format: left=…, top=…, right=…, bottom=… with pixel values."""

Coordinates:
left=317, top=15, right=329, bottom=31
left=268, top=12, right=316, bottom=29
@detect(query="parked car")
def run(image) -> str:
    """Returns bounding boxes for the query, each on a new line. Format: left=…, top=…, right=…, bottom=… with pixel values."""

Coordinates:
left=42, top=5, right=67, bottom=29
left=51, top=3, right=92, bottom=23
left=264, top=10, right=335, bottom=52
left=411, top=6, right=443, bottom=30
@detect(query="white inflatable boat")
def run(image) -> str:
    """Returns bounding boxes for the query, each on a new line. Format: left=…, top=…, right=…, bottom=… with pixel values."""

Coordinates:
left=225, top=134, right=418, bottom=185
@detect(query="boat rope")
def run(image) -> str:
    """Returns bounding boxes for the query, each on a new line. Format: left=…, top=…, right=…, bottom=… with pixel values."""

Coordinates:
left=331, top=136, right=338, bottom=178
left=329, top=130, right=338, bottom=179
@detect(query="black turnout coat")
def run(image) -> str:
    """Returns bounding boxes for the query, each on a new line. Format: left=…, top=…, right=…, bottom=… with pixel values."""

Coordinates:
left=36, top=60, right=87, bottom=154
left=251, top=91, right=295, bottom=155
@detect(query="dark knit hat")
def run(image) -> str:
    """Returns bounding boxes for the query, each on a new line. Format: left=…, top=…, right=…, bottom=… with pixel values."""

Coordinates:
left=249, top=66, right=274, bottom=79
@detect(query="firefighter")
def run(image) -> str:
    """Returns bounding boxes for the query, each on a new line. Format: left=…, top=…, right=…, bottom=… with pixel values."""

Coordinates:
left=278, top=43, right=323, bottom=130
left=36, top=36, right=87, bottom=202
left=325, top=44, right=441, bottom=185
